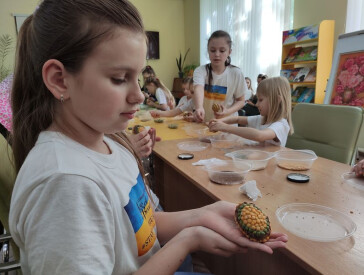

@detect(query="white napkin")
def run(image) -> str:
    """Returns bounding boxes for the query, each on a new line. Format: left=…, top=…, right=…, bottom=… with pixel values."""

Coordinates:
left=239, top=180, right=262, bottom=201
left=192, top=158, right=227, bottom=166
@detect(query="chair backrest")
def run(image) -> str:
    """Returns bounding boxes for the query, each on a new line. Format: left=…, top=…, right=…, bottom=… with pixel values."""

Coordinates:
left=0, top=134, right=16, bottom=233
left=286, top=103, right=363, bottom=164
left=0, top=134, right=20, bottom=261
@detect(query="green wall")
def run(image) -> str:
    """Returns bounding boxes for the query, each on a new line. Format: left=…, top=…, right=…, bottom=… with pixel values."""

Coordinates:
left=0, top=0, right=38, bottom=78
left=293, top=0, right=347, bottom=47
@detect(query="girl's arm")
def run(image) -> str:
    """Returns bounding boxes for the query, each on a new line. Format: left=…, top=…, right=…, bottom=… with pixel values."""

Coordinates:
left=134, top=201, right=288, bottom=275
left=217, top=115, right=248, bottom=126
left=150, top=108, right=182, bottom=118
left=209, top=121, right=277, bottom=142
left=193, top=84, right=205, bottom=122
left=154, top=202, right=287, bottom=250
left=147, top=99, right=168, bottom=111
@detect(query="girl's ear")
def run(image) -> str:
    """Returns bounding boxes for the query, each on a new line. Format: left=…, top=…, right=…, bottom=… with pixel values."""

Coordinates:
left=229, top=48, right=232, bottom=55
left=42, top=59, right=69, bottom=101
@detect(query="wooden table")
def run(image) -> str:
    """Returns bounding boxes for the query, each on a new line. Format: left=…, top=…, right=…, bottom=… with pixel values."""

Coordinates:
left=152, top=138, right=364, bottom=275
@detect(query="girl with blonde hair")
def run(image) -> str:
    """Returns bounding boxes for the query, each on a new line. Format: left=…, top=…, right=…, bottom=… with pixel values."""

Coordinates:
left=145, top=76, right=176, bottom=110
left=209, top=76, right=293, bottom=146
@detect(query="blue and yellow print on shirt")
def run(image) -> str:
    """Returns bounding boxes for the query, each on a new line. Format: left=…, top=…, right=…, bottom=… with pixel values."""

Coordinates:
left=124, top=173, right=156, bottom=256
left=204, top=84, right=227, bottom=100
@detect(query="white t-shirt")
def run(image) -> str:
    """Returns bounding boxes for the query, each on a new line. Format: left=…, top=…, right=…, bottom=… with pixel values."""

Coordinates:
left=155, top=88, right=170, bottom=110
left=193, top=65, right=247, bottom=121
left=176, top=95, right=194, bottom=112
left=247, top=115, right=290, bottom=146
left=9, top=131, right=161, bottom=275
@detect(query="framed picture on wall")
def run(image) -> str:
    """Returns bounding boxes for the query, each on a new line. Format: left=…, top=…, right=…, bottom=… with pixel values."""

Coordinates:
left=330, top=51, right=364, bottom=106
left=146, top=31, right=160, bottom=60
left=324, top=30, right=364, bottom=107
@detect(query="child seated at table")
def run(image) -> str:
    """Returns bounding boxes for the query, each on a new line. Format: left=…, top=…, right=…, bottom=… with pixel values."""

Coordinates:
left=150, top=77, right=195, bottom=120
left=208, top=77, right=293, bottom=147
left=145, top=76, right=176, bottom=111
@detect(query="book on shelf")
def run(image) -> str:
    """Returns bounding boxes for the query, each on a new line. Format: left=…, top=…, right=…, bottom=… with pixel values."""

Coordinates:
left=297, top=88, right=315, bottom=103
left=304, top=66, right=317, bottom=82
left=288, top=68, right=300, bottom=82
left=294, top=46, right=318, bottom=62
left=293, top=67, right=311, bottom=82
left=280, top=69, right=292, bottom=80
left=284, top=47, right=302, bottom=63
left=291, top=86, right=307, bottom=102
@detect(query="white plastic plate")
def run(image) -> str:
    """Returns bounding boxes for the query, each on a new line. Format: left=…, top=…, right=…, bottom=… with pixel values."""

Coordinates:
left=276, top=203, right=356, bottom=242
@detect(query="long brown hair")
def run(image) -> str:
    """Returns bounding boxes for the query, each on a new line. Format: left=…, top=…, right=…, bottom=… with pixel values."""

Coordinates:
left=11, top=0, right=145, bottom=172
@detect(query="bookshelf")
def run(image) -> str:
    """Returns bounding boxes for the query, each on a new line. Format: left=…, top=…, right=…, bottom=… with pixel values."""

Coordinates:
left=281, top=20, right=335, bottom=105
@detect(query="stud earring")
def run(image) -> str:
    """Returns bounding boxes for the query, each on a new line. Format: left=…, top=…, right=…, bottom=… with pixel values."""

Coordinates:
left=60, top=94, right=64, bottom=103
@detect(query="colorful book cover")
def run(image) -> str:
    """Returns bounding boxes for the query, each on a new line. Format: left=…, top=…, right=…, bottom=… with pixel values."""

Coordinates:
left=288, top=68, right=300, bottom=82
left=304, top=67, right=317, bottom=82
left=294, top=46, right=318, bottom=62
left=284, top=47, right=303, bottom=63
left=291, top=86, right=307, bottom=102
left=293, top=67, right=311, bottom=82
left=283, top=24, right=319, bottom=45
left=280, top=69, right=292, bottom=79
left=297, top=88, right=315, bottom=103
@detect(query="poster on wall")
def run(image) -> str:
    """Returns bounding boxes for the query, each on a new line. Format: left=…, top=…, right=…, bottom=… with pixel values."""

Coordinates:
left=324, top=30, right=364, bottom=107
left=330, top=51, right=364, bottom=106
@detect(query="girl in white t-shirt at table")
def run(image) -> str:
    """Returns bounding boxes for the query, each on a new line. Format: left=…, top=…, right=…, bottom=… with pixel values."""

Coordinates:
left=150, top=77, right=194, bottom=119
left=193, top=30, right=248, bottom=122
left=208, top=77, right=293, bottom=147
left=145, top=76, right=175, bottom=111
left=9, top=1, right=288, bottom=274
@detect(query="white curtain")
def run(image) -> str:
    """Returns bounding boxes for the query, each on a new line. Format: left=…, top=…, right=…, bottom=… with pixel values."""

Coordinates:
left=200, top=0, right=292, bottom=90
left=346, top=0, right=364, bottom=33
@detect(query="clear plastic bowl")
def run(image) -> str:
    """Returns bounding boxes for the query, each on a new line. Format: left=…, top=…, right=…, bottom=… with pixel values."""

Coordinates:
left=209, top=134, right=237, bottom=149
left=177, top=141, right=209, bottom=152
left=183, top=126, right=209, bottom=139
left=204, top=160, right=251, bottom=185
left=275, top=149, right=317, bottom=171
left=276, top=203, right=357, bottom=242
left=227, top=150, right=273, bottom=171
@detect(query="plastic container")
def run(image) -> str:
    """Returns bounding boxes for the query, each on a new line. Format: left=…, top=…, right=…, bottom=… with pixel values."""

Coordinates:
left=341, top=172, right=364, bottom=191
left=209, top=134, right=238, bottom=149
left=275, top=149, right=317, bottom=171
left=204, top=160, right=251, bottom=185
left=276, top=203, right=356, bottom=242
left=226, top=150, right=274, bottom=171
left=183, top=126, right=210, bottom=140
left=177, top=141, right=209, bottom=152
left=136, top=110, right=152, bottom=122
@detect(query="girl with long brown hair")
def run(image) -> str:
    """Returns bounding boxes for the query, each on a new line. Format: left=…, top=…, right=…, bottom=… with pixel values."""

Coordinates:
left=9, top=1, right=287, bottom=274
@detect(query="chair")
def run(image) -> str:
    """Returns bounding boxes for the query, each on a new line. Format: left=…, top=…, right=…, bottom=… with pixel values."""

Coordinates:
left=286, top=103, right=363, bottom=165
left=0, top=134, right=21, bottom=273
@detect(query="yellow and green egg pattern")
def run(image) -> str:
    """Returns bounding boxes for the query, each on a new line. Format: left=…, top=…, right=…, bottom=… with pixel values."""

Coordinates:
left=235, top=202, right=271, bottom=243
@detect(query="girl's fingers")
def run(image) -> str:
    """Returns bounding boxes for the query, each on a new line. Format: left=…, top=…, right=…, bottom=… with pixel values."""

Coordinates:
left=268, top=232, right=289, bottom=242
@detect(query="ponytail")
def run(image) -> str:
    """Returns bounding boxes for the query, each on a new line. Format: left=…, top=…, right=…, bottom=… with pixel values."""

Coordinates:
left=11, top=15, right=55, bottom=172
